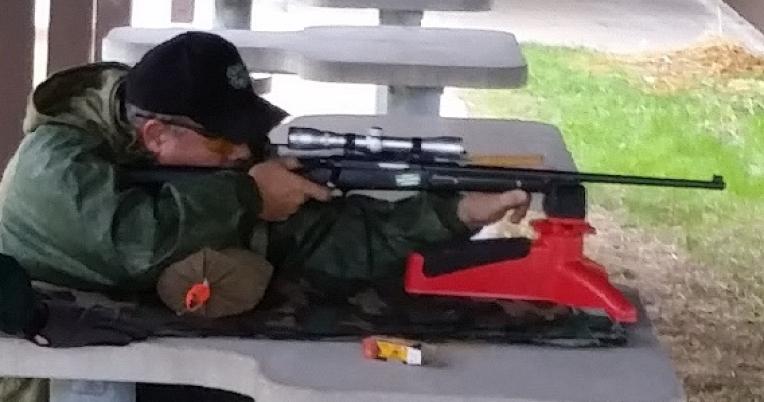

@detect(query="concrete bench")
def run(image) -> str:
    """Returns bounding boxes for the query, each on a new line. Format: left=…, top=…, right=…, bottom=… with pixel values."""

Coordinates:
left=290, top=0, right=494, bottom=26
left=102, top=26, right=526, bottom=115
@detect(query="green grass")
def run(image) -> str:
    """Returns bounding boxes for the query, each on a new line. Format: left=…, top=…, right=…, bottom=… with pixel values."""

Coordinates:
left=462, top=44, right=764, bottom=276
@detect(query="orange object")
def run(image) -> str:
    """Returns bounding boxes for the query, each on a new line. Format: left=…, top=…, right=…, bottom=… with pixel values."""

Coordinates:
left=362, top=336, right=424, bottom=365
left=470, top=154, right=545, bottom=169
left=185, top=279, right=211, bottom=312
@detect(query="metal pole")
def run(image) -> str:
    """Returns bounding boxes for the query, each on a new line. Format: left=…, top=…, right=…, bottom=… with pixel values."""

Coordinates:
left=0, top=0, right=35, bottom=170
left=214, top=0, right=253, bottom=29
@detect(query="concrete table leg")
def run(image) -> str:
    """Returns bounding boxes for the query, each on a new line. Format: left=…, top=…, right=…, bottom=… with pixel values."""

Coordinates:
left=385, top=86, right=443, bottom=116
left=50, top=380, right=136, bottom=402
left=378, top=10, right=424, bottom=26
left=214, top=0, right=253, bottom=29
left=375, top=9, right=426, bottom=114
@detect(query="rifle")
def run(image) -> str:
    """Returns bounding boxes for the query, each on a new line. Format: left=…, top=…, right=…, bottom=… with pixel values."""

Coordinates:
left=122, top=126, right=725, bottom=218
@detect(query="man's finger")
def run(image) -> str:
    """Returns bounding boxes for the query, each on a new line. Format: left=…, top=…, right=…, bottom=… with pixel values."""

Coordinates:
left=300, top=179, right=332, bottom=202
left=278, top=157, right=302, bottom=170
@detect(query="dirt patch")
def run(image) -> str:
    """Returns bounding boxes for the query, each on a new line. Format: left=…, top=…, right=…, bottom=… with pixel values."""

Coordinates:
left=598, top=38, right=764, bottom=93
left=498, top=207, right=764, bottom=401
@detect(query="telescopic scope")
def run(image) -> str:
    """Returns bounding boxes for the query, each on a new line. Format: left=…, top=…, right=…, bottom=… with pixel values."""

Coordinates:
left=287, top=127, right=466, bottom=159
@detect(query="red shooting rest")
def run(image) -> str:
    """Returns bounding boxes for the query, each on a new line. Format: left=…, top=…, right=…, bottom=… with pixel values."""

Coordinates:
left=404, top=218, right=638, bottom=323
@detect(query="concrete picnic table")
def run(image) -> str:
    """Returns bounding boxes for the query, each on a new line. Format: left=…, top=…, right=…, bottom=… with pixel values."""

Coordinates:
left=285, top=0, right=497, bottom=113
left=0, top=115, right=684, bottom=402
left=102, top=26, right=526, bottom=115
left=290, top=0, right=494, bottom=26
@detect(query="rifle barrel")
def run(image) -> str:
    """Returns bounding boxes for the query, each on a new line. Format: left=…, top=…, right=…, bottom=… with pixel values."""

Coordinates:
left=442, top=165, right=726, bottom=190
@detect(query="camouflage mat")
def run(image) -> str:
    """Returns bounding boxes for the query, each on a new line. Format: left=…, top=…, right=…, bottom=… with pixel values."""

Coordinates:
left=32, top=274, right=628, bottom=348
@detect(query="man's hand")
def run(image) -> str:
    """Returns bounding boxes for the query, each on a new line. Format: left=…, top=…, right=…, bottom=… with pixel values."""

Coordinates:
left=249, top=157, right=332, bottom=221
left=457, top=190, right=531, bottom=230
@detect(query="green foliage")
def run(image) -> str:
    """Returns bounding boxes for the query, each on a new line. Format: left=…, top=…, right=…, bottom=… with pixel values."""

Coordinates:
left=463, top=44, right=764, bottom=274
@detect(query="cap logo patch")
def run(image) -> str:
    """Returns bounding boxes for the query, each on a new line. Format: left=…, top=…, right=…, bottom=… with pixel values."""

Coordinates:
left=226, top=64, right=250, bottom=90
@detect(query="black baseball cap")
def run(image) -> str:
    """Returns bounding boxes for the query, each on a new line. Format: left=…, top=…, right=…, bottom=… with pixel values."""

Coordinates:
left=125, top=31, right=288, bottom=145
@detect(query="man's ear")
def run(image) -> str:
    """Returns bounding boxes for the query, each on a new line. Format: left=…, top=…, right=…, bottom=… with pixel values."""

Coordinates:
left=138, top=119, right=168, bottom=154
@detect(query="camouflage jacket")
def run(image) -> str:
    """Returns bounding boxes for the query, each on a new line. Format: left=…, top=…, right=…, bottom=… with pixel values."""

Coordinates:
left=0, top=63, right=471, bottom=292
